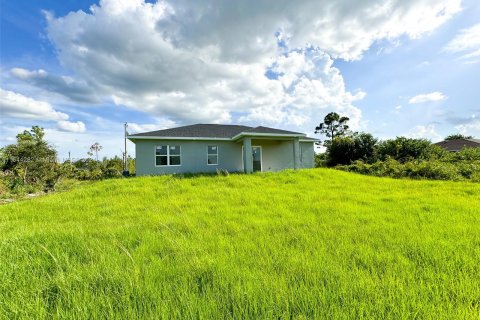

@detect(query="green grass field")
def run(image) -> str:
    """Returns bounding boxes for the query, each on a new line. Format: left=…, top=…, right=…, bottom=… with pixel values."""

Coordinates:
left=1, top=169, right=479, bottom=319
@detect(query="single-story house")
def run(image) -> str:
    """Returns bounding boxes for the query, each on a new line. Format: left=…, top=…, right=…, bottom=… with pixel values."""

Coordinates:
left=433, top=138, right=480, bottom=152
left=128, top=124, right=319, bottom=175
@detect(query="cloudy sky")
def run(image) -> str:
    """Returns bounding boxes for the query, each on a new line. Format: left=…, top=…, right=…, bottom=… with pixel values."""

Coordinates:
left=1, top=0, right=479, bottom=159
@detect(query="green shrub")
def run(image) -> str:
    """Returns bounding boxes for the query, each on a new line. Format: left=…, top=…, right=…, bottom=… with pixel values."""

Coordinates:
left=376, top=137, right=433, bottom=162
left=338, top=158, right=480, bottom=181
left=326, top=133, right=377, bottom=166
left=314, top=153, right=328, bottom=167
left=451, top=147, right=480, bottom=162
left=103, top=168, right=122, bottom=178
left=471, top=171, right=480, bottom=182
left=1, top=126, right=58, bottom=191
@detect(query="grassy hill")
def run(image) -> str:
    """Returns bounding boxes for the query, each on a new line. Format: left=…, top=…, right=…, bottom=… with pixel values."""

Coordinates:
left=1, top=169, right=479, bottom=319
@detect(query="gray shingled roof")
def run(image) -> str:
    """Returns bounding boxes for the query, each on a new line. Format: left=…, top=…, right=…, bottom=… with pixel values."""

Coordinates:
left=129, top=124, right=305, bottom=139
left=434, top=138, right=480, bottom=152
left=243, top=126, right=304, bottom=135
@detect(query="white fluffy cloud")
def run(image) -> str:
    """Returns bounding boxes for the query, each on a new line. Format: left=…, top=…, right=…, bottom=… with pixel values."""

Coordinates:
left=10, top=0, right=461, bottom=134
left=0, top=88, right=68, bottom=121
left=127, top=120, right=176, bottom=134
left=408, top=92, right=446, bottom=104
left=57, top=120, right=86, bottom=133
left=455, top=115, right=480, bottom=136
left=0, top=121, right=125, bottom=159
left=0, top=88, right=86, bottom=133
left=238, top=48, right=365, bottom=128
left=139, top=0, right=461, bottom=61
left=444, top=23, right=480, bottom=64
left=11, top=68, right=99, bottom=103
left=406, top=124, right=442, bottom=141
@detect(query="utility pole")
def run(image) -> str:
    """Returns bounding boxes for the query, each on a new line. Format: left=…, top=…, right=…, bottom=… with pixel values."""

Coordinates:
left=123, top=122, right=129, bottom=176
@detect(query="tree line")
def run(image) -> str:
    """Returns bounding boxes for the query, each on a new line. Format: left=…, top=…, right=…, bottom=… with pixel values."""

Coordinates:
left=315, top=112, right=480, bottom=181
left=0, top=126, right=134, bottom=196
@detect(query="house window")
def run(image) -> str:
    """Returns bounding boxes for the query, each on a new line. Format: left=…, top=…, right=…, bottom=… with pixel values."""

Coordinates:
left=156, top=145, right=181, bottom=166
left=207, top=145, right=218, bottom=165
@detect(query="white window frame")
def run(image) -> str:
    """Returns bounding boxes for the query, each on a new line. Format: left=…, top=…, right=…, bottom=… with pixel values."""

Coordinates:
left=155, top=145, right=181, bottom=167
left=207, top=145, right=219, bottom=165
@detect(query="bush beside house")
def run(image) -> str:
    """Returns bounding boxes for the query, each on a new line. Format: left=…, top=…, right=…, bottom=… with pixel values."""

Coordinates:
left=0, top=126, right=135, bottom=199
left=319, top=135, right=480, bottom=181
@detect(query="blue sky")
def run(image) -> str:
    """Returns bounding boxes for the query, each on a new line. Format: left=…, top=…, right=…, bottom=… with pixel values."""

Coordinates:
left=1, top=0, right=479, bottom=159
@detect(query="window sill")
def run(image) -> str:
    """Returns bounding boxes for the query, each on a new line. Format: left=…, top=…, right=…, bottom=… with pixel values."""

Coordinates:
left=155, top=165, right=182, bottom=167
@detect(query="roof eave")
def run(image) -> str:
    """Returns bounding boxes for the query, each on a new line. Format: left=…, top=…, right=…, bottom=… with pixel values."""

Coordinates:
left=127, top=136, right=232, bottom=141
left=300, top=138, right=321, bottom=142
left=231, top=132, right=306, bottom=140
left=127, top=132, right=314, bottom=142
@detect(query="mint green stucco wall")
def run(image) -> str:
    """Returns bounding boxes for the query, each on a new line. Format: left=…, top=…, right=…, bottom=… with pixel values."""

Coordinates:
left=133, top=139, right=315, bottom=176
left=134, top=140, right=242, bottom=176
left=251, top=139, right=294, bottom=171
left=250, top=140, right=315, bottom=171
left=300, top=142, right=315, bottom=168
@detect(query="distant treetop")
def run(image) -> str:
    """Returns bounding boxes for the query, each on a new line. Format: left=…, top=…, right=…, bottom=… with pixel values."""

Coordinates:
left=315, top=112, right=350, bottom=147
left=445, top=134, right=473, bottom=140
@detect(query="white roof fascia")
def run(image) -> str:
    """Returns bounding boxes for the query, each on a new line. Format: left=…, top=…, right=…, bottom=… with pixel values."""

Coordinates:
left=128, top=136, right=232, bottom=141
left=232, top=132, right=306, bottom=140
